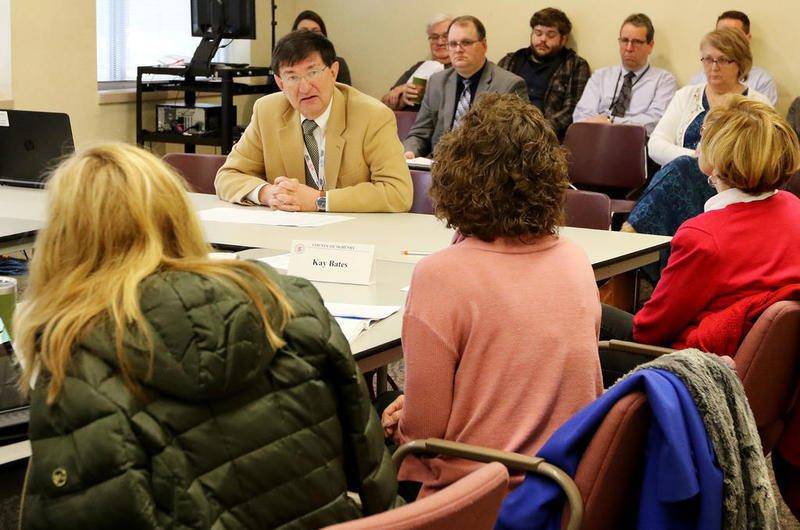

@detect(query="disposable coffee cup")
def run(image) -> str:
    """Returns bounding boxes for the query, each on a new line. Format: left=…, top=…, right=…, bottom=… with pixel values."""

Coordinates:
left=0, top=277, right=17, bottom=340
left=411, top=76, right=427, bottom=104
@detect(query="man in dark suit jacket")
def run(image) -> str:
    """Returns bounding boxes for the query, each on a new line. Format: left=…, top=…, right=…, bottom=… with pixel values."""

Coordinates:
left=403, top=15, right=528, bottom=158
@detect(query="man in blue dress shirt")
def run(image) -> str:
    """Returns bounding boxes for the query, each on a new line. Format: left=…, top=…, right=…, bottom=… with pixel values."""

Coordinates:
left=573, top=13, right=677, bottom=135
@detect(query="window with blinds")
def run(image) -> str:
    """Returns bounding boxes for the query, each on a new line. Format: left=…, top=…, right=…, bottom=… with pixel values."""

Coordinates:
left=96, top=0, right=227, bottom=83
left=0, top=0, right=11, bottom=100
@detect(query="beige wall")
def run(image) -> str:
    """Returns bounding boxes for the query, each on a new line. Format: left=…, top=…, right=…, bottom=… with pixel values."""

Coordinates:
left=0, top=0, right=11, bottom=101
left=8, top=0, right=297, bottom=148
left=8, top=0, right=799, bottom=145
left=301, top=0, right=800, bottom=113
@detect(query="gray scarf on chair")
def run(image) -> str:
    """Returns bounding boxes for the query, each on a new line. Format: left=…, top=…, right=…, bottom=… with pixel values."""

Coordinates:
left=630, top=350, right=778, bottom=529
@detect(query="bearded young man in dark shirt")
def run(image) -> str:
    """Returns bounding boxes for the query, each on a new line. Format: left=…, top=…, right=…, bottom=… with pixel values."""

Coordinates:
left=499, top=7, right=590, bottom=139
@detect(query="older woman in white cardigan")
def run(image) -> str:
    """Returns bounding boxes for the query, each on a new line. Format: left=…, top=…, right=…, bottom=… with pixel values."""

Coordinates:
left=624, top=28, right=770, bottom=265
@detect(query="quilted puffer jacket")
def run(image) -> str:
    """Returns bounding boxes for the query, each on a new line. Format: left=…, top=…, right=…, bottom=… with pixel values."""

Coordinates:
left=24, top=263, right=400, bottom=529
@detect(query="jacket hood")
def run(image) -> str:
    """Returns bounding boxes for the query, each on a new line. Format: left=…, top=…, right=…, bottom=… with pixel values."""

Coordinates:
left=79, top=269, right=281, bottom=401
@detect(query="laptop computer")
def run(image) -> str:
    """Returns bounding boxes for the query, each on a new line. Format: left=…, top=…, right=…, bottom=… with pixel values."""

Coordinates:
left=0, top=318, right=28, bottom=443
left=0, top=110, right=75, bottom=189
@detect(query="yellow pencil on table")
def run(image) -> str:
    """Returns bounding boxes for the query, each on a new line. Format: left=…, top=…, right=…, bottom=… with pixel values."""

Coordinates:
left=401, top=250, right=432, bottom=256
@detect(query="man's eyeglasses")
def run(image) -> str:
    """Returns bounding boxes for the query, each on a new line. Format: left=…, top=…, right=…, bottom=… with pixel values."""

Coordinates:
left=700, top=56, right=736, bottom=67
left=280, top=66, right=329, bottom=86
left=447, top=39, right=481, bottom=50
left=428, top=33, right=447, bottom=43
left=618, top=37, right=648, bottom=48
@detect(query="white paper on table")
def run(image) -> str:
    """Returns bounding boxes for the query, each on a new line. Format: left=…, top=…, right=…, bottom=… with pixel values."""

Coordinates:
left=335, top=317, right=371, bottom=344
left=257, top=253, right=291, bottom=271
left=405, top=60, right=446, bottom=83
left=325, top=303, right=400, bottom=321
left=199, top=207, right=353, bottom=228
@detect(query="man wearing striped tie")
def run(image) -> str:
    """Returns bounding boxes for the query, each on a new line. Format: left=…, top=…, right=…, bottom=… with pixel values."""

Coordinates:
left=403, top=16, right=528, bottom=159
left=215, top=31, right=413, bottom=213
left=572, top=13, right=677, bottom=135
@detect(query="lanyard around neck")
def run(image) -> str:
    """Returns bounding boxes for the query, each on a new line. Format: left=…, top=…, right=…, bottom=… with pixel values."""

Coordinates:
left=303, top=144, right=326, bottom=191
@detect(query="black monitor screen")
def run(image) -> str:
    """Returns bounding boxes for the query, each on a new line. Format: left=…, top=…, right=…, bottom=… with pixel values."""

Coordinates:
left=191, top=0, right=256, bottom=39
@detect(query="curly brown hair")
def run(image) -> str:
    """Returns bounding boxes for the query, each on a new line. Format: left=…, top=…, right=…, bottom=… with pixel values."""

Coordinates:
left=430, top=93, right=568, bottom=241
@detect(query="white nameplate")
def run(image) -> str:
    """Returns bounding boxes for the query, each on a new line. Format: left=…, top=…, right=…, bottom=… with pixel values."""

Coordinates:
left=288, top=240, right=375, bottom=285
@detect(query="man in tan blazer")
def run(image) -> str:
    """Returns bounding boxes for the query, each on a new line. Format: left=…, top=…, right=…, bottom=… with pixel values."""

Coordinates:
left=216, top=31, right=413, bottom=213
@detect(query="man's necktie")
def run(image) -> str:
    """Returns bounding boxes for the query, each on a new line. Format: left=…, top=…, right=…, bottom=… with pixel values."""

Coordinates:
left=302, top=119, right=320, bottom=188
left=453, top=79, right=472, bottom=128
left=611, top=71, right=636, bottom=118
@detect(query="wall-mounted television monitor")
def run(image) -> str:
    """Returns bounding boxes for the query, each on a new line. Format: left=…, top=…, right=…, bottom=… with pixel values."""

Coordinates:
left=191, top=0, right=256, bottom=40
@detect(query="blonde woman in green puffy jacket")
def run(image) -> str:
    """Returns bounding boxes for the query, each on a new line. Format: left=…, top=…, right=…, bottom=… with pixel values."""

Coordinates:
left=16, top=143, right=400, bottom=529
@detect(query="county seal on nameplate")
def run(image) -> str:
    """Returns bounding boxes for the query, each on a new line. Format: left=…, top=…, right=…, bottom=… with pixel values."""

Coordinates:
left=288, top=240, right=375, bottom=285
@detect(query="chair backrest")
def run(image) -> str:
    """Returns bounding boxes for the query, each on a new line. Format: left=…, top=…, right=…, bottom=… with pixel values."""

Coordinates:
left=563, top=122, right=647, bottom=191
left=782, top=172, right=800, bottom=199
left=570, top=392, right=651, bottom=530
left=564, top=189, right=612, bottom=230
left=162, top=153, right=226, bottom=195
left=323, top=462, right=509, bottom=530
left=410, top=170, right=434, bottom=214
left=734, top=301, right=800, bottom=452
left=394, top=110, right=418, bottom=141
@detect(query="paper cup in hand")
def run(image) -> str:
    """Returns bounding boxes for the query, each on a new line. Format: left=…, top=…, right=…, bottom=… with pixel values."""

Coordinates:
left=411, top=76, right=427, bottom=104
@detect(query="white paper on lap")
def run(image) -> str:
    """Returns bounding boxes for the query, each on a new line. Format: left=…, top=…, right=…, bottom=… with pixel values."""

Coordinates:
left=406, top=60, right=446, bottom=83
left=406, top=157, right=432, bottom=169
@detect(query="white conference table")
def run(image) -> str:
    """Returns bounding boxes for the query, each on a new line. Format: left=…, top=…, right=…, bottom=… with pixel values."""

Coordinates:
left=0, top=184, right=671, bottom=467
left=239, top=249, right=413, bottom=373
left=0, top=186, right=671, bottom=281
left=193, top=192, right=671, bottom=281
left=0, top=185, right=672, bottom=362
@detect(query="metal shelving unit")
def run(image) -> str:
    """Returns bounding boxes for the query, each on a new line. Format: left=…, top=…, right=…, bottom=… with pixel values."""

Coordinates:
left=135, top=65, right=278, bottom=154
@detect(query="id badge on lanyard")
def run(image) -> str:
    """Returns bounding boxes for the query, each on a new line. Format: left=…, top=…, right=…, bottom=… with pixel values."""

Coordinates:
left=303, top=146, right=326, bottom=191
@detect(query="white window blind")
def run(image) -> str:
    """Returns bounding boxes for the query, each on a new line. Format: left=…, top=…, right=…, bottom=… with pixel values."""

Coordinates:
left=96, top=0, right=228, bottom=82
left=0, top=0, right=11, bottom=100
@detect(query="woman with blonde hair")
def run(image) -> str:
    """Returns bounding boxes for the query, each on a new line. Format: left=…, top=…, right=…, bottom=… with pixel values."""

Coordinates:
left=602, top=95, right=800, bottom=350
left=623, top=28, right=771, bottom=272
left=18, top=143, right=399, bottom=529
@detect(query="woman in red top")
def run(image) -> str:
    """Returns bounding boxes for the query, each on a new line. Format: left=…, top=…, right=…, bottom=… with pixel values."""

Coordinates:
left=601, top=95, right=800, bottom=348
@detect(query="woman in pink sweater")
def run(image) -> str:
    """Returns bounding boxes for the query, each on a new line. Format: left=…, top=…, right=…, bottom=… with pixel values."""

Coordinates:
left=381, top=93, right=603, bottom=499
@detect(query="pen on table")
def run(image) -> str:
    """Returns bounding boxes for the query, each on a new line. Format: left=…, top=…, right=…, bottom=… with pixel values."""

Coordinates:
left=401, top=250, right=432, bottom=256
